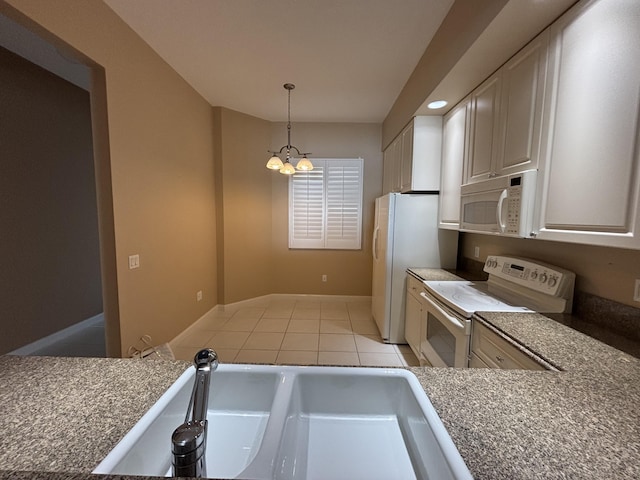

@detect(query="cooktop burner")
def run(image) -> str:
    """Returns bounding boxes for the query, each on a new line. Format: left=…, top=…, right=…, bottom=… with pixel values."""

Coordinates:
left=423, top=281, right=533, bottom=319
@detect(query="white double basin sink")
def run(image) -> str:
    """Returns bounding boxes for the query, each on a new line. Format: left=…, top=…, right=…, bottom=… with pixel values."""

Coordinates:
left=94, top=364, right=472, bottom=479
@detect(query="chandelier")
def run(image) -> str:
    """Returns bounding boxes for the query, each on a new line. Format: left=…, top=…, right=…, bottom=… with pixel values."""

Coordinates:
left=266, top=83, right=313, bottom=174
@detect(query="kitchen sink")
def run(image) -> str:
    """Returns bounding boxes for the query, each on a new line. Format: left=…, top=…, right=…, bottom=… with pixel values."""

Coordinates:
left=93, top=364, right=472, bottom=479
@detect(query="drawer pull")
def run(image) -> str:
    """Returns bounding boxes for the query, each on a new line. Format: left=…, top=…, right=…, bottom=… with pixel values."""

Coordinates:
left=495, top=355, right=505, bottom=363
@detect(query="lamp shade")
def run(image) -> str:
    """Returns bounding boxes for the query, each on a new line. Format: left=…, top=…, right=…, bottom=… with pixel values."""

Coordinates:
left=279, top=161, right=296, bottom=175
left=296, top=157, right=314, bottom=171
left=266, top=155, right=284, bottom=170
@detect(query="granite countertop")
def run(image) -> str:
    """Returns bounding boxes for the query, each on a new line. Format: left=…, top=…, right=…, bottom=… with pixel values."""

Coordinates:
left=411, top=312, right=640, bottom=479
left=1, top=270, right=639, bottom=479
left=0, top=356, right=189, bottom=477
left=407, top=267, right=466, bottom=282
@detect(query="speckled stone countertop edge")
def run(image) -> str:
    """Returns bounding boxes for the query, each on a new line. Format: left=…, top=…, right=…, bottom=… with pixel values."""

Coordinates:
left=1, top=266, right=639, bottom=479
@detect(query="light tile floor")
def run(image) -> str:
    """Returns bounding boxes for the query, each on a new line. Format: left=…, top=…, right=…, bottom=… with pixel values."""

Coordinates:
left=171, top=298, right=420, bottom=367
left=13, top=298, right=419, bottom=368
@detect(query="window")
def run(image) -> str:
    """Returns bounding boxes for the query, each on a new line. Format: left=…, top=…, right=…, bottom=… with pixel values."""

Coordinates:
left=289, top=158, right=364, bottom=249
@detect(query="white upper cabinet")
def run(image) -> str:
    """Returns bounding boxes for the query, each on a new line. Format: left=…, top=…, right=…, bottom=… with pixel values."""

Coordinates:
left=535, top=0, right=640, bottom=249
left=382, top=116, right=443, bottom=194
left=464, top=73, right=502, bottom=184
left=382, top=138, right=401, bottom=194
left=439, top=98, right=469, bottom=229
left=464, top=29, right=549, bottom=185
left=400, top=121, right=415, bottom=192
left=401, top=116, right=443, bottom=192
left=496, top=30, right=549, bottom=177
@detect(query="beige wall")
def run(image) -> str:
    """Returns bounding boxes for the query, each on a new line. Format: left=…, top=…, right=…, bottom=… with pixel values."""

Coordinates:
left=460, top=232, right=640, bottom=308
left=382, top=0, right=508, bottom=148
left=270, top=123, right=383, bottom=296
left=3, top=0, right=218, bottom=355
left=0, top=46, right=102, bottom=354
left=213, top=107, right=273, bottom=304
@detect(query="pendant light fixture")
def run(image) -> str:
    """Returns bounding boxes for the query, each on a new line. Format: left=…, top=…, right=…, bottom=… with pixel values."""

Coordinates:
left=266, top=83, right=312, bottom=175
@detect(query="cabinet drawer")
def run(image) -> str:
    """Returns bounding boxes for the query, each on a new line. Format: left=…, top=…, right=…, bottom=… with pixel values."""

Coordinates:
left=472, top=321, right=546, bottom=371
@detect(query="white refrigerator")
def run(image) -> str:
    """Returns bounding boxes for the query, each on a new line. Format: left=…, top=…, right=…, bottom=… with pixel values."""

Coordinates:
left=372, top=193, right=458, bottom=343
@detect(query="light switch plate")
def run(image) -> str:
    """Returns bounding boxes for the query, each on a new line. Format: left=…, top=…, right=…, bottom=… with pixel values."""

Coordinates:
left=128, top=254, right=140, bottom=270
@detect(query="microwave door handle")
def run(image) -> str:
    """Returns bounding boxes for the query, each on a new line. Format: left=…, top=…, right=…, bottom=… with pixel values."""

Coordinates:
left=420, top=292, right=465, bottom=331
left=497, top=189, right=508, bottom=233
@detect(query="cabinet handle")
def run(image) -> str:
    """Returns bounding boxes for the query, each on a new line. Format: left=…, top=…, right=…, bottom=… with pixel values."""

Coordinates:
left=495, top=355, right=504, bottom=363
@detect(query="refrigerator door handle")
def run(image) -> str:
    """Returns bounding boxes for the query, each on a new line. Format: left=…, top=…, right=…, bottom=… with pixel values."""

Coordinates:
left=372, top=226, right=379, bottom=261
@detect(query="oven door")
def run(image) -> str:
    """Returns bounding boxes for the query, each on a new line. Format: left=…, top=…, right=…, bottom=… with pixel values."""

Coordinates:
left=420, top=291, right=471, bottom=368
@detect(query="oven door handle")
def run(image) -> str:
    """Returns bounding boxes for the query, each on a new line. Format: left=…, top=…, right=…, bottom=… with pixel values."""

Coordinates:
left=420, top=292, right=465, bottom=331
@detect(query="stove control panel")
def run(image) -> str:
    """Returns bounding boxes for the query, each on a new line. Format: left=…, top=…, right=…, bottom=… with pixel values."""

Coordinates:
left=483, top=256, right=575, bottom=297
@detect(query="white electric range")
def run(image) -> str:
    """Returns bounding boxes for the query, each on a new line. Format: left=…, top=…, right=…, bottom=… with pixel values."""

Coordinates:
left=420, top=256, right=575, bottom=368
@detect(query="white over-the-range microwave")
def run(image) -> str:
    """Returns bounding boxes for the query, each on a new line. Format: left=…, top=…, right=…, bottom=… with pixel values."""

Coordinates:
left=460, top=169, right=538, bottom=238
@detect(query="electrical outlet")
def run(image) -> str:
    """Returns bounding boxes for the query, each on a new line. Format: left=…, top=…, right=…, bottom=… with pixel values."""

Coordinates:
left=634, top=280, right=640, bottom=303
left=322, top=274, right=327, bottom=282
left=474, top=246, right=480, bottom=258
left=128, top=254, right=140, bottom=269
left=197, top=290, right=203, bottom=302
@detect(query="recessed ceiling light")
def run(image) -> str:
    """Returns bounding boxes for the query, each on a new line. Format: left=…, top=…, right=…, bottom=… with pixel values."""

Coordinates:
left=427, top=100, right=448, bottom=109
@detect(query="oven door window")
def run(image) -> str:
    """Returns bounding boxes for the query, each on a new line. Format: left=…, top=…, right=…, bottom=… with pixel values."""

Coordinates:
left=426, top=312, right=457, bottom=367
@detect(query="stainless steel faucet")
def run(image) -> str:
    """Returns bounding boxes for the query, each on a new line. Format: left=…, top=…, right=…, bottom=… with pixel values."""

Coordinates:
left=171, top=348, right=218, bottom=478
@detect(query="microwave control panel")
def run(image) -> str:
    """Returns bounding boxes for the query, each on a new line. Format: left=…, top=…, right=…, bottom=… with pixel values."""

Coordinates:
left=505, top=176, right=523, bottom=235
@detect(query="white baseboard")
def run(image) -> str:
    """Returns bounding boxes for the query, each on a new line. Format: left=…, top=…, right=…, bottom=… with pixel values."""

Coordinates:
left=169, top=294, right=371, bottom=350
left=8, top=312, right=105, bottom=356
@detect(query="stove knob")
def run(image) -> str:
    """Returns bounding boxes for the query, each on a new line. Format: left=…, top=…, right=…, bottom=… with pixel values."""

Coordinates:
left=539, top=273, right=548, bottom=284
left=548, top=276, right=558, bottom=288
left=530, top=271, right=538, bottom=280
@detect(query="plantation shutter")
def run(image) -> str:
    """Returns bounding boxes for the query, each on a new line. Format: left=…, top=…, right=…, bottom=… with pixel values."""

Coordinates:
left=289, top=158, right=363, bottom=250
left=325, top=159, right=363, bottom=249
left=289, top=165, right=325, bottom=248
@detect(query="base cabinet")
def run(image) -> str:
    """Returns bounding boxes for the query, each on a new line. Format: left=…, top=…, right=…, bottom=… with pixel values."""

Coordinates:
left=471, top=320, right=546, bottom=371
left=469, top=352, right=490, bottom=369
left=404, top=275, right=426, bottom=364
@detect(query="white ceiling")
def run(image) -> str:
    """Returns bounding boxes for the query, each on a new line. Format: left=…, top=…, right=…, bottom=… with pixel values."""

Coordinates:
left=103, top=0, right=454, bottom=123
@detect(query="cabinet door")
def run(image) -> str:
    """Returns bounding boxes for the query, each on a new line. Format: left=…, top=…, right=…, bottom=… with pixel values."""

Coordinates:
left=404, top=290, right=422, bottom=358
left=439, top=99, right=469, bottom=229
left=382, top=137, right=402, bottom=193
left=382, top=147, right=394, bottom=194
left=400, top=122, right=414, bottom=192
left=536, top=0, right=640, bottom=249
left=465, top=73, right=502, bottom=184
left=392, top=138, right=402, bottom=192
left=496, top=30, right=549, bottom=176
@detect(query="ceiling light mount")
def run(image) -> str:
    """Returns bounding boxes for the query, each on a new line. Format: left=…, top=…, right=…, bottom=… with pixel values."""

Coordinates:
left=267, top=83, right=313, bottom=174
left=427, top=100, right=448, bottom=110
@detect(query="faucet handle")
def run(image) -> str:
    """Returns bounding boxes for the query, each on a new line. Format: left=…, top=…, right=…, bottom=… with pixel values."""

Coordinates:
left=194, top=348, right=218, bottom=370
